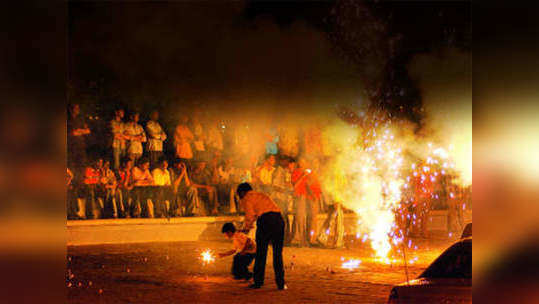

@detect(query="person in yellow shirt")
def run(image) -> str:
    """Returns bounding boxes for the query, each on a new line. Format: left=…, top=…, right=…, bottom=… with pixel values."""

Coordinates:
left=218, top=223, right=256, bottom=280
left=237, top=183, right=286, bottom=290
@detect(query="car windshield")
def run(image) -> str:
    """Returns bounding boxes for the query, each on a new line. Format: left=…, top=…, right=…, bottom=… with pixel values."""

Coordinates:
left=420, top=240, right=471, bottom=279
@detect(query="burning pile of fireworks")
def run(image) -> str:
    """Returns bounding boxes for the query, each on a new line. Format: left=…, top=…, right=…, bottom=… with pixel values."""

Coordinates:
left=323, top=106, right=471, bottom=265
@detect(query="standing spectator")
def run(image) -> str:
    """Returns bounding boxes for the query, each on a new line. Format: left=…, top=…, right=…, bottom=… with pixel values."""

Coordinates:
left=67, top=104, right=91, bottom=173
left=230, top=161, right=253, bottom=214
left=206, top=121, right=224, bottom=156
left=152, top=157, right=172, bottom=218
left=278, top=124, right=299, bottom=158
left=446, top=182, right=464, bottom=236
left=255, top=155, right=276, bottom=194
left=174, top=115, right=194, bottom=165
left=110, top=108, right=127, bottom=171
left=265, top=126, right=279, bottom=156
left=191, top=116, right=206, bottom=160
left=131, top=158, right=155, bottom=218
left=190, top=160, right=218, bottom=215
left=303, top=122, right=323, bottom=159
left=316, top=166, right=345, bottom=249
left=270, top=156, right=293, bottom=245
left=171, top=160, right=200, bottom=216
left=146, top=110, right=167, bottom=167
left=291, top=158, right=322, bottom=247
left=234, top=123, right=251, bottom=159
left=216, top=157, right=235, bottom=214
left=125, top=112, right=147, bottom=163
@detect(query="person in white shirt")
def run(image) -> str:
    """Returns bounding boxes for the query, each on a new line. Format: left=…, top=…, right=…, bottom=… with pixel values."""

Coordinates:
left=146, top=110, right=167, bottom=167
left=125, top=112, right=147, bottom=163
left=218, top=222, right=256, bottom=280
left=111, top=109, right=127, bottom=171
left=152, top=157, right=172, bottom=218
left=130, top=158, right=154, bottom=217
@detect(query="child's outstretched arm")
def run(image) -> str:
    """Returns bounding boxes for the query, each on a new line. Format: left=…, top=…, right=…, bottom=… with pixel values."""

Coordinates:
left=218, top=250, right=236, bottom=258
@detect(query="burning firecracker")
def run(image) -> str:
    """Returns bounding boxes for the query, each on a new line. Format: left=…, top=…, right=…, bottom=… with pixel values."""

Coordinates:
left=200, top=249, right=215, bottom=265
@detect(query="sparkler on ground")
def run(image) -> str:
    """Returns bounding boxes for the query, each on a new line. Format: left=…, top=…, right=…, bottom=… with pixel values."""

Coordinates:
left=200, top=249, right=215, bottom=265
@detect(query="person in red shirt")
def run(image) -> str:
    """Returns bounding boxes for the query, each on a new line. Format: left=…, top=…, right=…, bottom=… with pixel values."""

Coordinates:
left=83, top=158, right=104, bottom=219
left=291, top=158, right=322, bottom=247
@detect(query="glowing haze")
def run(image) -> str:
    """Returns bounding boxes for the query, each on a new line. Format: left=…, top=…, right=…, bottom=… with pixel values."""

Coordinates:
left=320, top=50, right=471, bottom=261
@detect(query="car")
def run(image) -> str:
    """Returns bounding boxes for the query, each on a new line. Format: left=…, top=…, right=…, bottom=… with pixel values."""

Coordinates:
left=460, top=223, right=472, bottom=239
left=387, top=237, right=471, bottom=303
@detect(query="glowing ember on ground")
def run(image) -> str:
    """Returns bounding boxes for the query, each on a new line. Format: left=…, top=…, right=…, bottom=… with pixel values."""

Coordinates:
left=341, top=259, right=361, bottom=270
left=200, top=249, right=215, bottom=265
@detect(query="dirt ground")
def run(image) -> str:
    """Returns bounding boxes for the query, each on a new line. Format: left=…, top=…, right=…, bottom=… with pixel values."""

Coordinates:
left=67, top=238, right=453, bottom=303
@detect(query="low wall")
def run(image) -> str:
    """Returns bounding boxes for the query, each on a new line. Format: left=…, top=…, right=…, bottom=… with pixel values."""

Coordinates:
left=67, top=211, right=471, bottom=246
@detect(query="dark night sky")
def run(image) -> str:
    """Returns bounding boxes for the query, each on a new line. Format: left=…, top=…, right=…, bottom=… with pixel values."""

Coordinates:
left=68, top=0, right=470, bottom=120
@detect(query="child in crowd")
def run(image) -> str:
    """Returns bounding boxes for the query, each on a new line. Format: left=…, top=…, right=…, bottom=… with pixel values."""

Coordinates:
left=218, top=223, right=256, bottom=280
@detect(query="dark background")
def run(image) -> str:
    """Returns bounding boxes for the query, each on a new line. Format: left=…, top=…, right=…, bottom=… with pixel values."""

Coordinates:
left=68, top=0, right=471, bottom=124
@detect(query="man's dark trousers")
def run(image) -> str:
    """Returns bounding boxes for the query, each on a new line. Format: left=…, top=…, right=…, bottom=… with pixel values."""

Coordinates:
left=232, top=253, right=255, bottom=279
left=253, top=212, right=285, bottom=288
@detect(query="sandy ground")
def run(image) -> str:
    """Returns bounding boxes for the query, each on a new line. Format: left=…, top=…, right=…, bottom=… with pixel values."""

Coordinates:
left=67, top=238, right=453, bottom=303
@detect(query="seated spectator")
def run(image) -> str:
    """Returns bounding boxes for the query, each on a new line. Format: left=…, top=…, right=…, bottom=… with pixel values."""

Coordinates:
left=118, top=158, right=135, bottom=217
left=152, top=157, right=172, bottom=218
left=190, top=160, right=218, bottom=215
left=131, top=158, right=155, bottom=218
left=171, top=160, right=200, bottom=216
left=101, top=160, right=123, bottom=218
left=83, top=158, right=105, bottom=219
left=67, top=168, right=80, bottom=220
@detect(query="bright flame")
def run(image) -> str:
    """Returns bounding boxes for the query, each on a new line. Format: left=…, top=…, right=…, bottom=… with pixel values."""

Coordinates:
left=341, top=259, right=361, bottom=270
left=321, top=114, right=404, bottom=261
left=200, top=249, right=215, bottom=265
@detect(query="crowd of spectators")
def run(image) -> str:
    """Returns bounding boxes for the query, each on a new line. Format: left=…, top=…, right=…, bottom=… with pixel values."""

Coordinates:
left=67, top=103, right=470, bottom=244
left=67, top=103, right=337, bottom=246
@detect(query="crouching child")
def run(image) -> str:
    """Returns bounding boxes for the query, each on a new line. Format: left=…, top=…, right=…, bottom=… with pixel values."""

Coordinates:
left=218, top=222, right=256, bottom=280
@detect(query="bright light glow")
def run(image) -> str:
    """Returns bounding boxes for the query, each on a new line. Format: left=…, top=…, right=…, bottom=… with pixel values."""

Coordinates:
left=341, top=259, right=361, bottom=270
left=200, top=249, right=215, bottom=265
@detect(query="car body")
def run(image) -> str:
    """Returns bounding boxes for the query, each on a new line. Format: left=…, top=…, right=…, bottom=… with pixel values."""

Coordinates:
left=387, top=238, right=471, bottom=303
left=460, top=223, right=472, bottom=239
